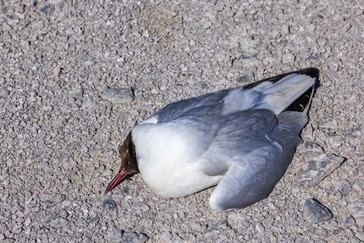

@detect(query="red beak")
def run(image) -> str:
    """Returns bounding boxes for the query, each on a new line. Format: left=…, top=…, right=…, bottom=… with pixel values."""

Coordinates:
left=105, top=168, right=127, bottom=192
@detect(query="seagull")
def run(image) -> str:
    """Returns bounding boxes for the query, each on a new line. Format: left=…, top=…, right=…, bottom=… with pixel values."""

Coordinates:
left=106, top=68, right=319, bottom=211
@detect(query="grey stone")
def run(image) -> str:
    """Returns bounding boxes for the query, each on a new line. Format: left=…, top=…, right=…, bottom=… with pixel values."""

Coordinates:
left=232, top=55, right=257, bottom=70
left=40, top=4, right=55, bottom=14
left=206, top=220, right=228, bottom=232
left=101, top=87, right=134, bottom=104
left=237, top=72, right=255, bottom=85
left=349, top=202, right=364, bottom=220
left=319, top=116, right=338, bottom=130
left=133, top=202, right=150, bottom=211
left=49, top=0, right=63, bottom=4
left=299, top=142, right=325, bottom=160
left=335, top=180, right=352, bottom=195
left=282, top=53, right=295, bottom=63
left=341, top=216, right=355, bottom=226
left=52, top=66, right=62, bottom=79
left=327, top=135, right=343, bottom=147
left=49, top=217, right=68, bottom=228
left=255, top=222, right=266, bottom=233
left=297, top=152, right=346, bottom=186
left=102, top=199, right=117, bottom=210
left=348, top=127, right=362, bottom=138
left=227, top=213, right=251, bottom=229
left=237, top=74, right=251, bottom=84
left=121, top=231, right=149, bottom=243
left=0, top=88, right=10, bottom=98
left=303, top=198, right=333, bottom=224
left=331, top=191, right=343, bottom=200
left=81, top=95, right=95, bottom=109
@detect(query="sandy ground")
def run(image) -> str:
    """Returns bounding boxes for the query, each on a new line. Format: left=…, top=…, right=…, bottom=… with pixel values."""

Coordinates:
left=1, top=0, right=364, bottom=242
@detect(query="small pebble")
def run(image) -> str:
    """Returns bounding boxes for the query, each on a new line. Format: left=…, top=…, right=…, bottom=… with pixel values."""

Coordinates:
left=121, top=231, right=149, bottom=243
left=237, top=75, right=251, bottom=84
left=232, top=55, right=257, bottom=70
left=348, top=127, right=362, bottom=137
left=207, top=220, right=228, bottom=232
left=297, top=153, right=346, bottom=186
left=0, top=88, right=10, bottom=98
left=319, top=116, right=337, bottom=130
left=349, top=202, right=364, bottom=220
left=335, top=180, right=352, bottom=195
left=331, top=191, right=343, bottom=200
left=102, top=199, right=117, bottom=210
left=341, top=216, right=355, bottom=226
left=327, top=135, right=342, bottom=147
left=82, top=95, right=95, bottom=109
left=49, top=0, right=63, bottom=4
left=227, top=213, right=251, bottom=228
left=255, top=222, right=265, bottom=233
left=299, top=142, right=325, bottom=160
left=270, top=234, right=278, bottom=243
left=101, top=87, right=134, bottom=104
left=52, top=66, right=62, bottom=78
left=282, top=53, right=295, bottom=63
left=303, top=198, right=333, bottom=223
left=133, top=202, right=150, bottom=211
left=40, top=4, right=55, bottom=14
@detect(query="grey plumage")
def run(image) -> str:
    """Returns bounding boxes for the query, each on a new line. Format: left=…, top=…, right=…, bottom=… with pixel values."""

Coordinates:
left=109, top=68, right=319, bottom=210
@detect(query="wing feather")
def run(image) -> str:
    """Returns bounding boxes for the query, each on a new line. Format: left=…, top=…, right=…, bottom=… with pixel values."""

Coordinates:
left=207, top=110, right=308, bottom=210
left=198, top=109, right=277, bottom=176
left=155, top=89, right=230, bottom=123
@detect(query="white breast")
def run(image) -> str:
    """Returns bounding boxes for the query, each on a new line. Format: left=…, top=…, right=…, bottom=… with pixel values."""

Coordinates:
left=132, top=121, right=222, bottom=198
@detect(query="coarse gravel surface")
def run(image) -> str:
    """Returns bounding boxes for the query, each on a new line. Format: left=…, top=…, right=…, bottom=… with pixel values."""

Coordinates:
left=1, top=0, right=363, bottom=242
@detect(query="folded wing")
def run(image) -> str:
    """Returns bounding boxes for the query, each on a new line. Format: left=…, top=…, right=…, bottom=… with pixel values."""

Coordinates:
left=208, top=110, right=308, bottom=210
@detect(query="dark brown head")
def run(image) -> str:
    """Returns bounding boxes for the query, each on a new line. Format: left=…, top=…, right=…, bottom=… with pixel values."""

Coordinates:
left=105, top=132, right=139, bottom=192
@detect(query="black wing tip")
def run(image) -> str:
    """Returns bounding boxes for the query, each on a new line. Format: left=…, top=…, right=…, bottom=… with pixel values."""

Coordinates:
left=295, top=67, right=320, bottom=80
left=295, top=67, right=321, bottom=89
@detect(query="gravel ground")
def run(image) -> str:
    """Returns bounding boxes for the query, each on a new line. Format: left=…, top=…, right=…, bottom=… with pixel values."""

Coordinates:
left=1, top=0, right=363, bottom=242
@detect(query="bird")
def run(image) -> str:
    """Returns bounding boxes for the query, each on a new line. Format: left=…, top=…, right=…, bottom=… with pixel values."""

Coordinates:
left=106, top=68, right=319, bottom=211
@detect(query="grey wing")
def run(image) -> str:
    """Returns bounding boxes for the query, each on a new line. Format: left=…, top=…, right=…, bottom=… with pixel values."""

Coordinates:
left=208, top=111, right=308, bottom=211
left=198, top=109, right=278, bottom=176
left=155, top=89, right=231, bottom=123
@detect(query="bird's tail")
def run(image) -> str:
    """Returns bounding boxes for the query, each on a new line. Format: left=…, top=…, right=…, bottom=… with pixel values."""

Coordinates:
left=222, top=68, right=319, bottom=115
left=249, top=68, right=319, bottom=115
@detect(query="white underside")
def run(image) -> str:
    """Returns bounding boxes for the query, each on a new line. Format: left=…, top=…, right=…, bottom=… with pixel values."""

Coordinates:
left=132, top=121, right=222, bottom=198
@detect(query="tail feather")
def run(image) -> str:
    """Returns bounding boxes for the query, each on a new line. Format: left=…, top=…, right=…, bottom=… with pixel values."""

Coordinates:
left=222, top=68, right=319, bottom=115
left=254, top=73, right=316, bottom=114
